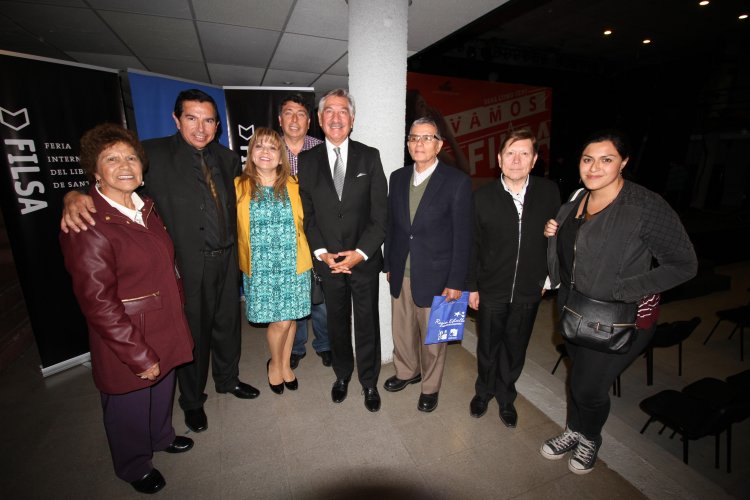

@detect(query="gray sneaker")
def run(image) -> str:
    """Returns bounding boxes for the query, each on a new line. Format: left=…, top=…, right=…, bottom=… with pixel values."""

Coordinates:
left=568, top=434, right=602, bottom=474
left=540, top=427, right=579, bottom=460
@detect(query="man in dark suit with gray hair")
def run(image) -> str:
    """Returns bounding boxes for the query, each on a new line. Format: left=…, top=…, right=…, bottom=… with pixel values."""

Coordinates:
left=297, top=88, right=388, bottom=412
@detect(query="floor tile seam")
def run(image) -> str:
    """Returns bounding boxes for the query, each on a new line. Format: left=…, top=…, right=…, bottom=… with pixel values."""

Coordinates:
left=390, top=415, right=477, bottom=460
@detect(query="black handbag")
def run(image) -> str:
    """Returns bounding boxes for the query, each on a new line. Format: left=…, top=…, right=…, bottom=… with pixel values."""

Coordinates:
left=559, top=192, right=637, bottom=354
left=311, top=268, right=324, bottom=305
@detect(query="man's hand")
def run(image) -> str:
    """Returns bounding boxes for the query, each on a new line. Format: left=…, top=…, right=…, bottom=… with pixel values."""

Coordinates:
left=60, top=191, right=97, bottom=233
left=329, top=250, right=364, bottom=274
left=441, top=287, right=462, bottom=302
left=319, top=252, right=338, bottom=268
left=469, top=291, right=480, bottom=310
left=137, top=362, right=160, bottom=381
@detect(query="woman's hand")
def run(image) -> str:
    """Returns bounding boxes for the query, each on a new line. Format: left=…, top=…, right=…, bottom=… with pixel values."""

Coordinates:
left=137, top=362, right=160, bottom=381
left=544, top=219, right=559, bottom=238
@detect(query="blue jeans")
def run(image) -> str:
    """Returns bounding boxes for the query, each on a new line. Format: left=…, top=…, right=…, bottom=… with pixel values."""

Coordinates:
left=292, top=301, right=330, bottom=355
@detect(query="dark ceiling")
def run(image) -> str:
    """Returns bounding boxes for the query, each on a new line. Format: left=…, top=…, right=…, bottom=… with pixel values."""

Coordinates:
left=413, top=0, right=750, bottom=77
left=410, top=0, right=750, bottom=188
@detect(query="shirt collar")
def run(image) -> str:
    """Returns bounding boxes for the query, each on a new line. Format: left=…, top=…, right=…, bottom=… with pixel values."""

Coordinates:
left=500, top=174, right=530, bottom=197
left=325, top=137, right=348, bottom=156
left=413, top=159, right=439, bottom=186
left=176, top=132, right=212, bottom=158
left=96, top=186, right=145, bottom=224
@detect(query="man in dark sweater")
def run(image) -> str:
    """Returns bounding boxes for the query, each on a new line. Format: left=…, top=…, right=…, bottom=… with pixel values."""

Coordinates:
left=467, top=128, right=560, bottom=427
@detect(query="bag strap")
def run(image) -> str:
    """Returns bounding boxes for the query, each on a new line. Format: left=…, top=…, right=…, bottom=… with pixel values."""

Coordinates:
left=570, top=190, right=591, bottom=290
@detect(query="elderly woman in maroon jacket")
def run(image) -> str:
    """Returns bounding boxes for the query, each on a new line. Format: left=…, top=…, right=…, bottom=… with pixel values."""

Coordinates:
left=60, top=124, right=194, bottom=495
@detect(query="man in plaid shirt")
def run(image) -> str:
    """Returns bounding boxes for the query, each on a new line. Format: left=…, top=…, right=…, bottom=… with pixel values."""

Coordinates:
left=278, top=93, right=331, bottom=369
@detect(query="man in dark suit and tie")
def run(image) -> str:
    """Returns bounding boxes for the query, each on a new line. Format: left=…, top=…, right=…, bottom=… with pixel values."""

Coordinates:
left=297, top=88, right=388, bottom=412
left=383, top=118, right=472, bottom=412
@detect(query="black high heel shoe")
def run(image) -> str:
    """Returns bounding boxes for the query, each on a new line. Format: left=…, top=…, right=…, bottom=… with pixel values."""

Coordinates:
left=284, top=377, right=298, bottom=391
left=267, top=359, right=284, bottom=395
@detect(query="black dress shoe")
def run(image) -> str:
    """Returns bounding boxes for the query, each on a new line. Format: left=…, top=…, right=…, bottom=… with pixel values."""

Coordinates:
left=331, top=378, right=350, bottom=403
left=317, top=350, right=332, bottom=367
left=163, top=435, right=194, bottom=454
left=290, top=352, right=306, bottom=369
left=418, top=392, right=439, bottom=412
left=363, top=387, right=381, bottom=412
left=130, top=469, right=165, bottom=494
left=218, top=381, right=260, bottom=399
left=184, top=408, right=207, bottom=433
left=499, top=402, right=518, bottom=428
left=469, top=395, right=488, bottom=418
left=267, top=359, right=284, bottom=395
left=383, top=374, right=422, bottom=392
left=284, top=378, right=298, bottom=391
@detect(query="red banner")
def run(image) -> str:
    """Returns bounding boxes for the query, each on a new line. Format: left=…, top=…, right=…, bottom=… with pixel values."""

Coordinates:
left=407, top=73, right=552, bottom=180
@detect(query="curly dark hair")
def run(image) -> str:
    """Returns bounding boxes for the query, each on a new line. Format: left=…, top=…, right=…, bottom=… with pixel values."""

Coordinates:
left=79, top=123, right=148, bottom=184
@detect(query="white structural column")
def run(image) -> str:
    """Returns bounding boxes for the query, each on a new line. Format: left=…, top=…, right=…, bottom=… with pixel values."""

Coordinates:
left=347, top=0, right=409, bottom=363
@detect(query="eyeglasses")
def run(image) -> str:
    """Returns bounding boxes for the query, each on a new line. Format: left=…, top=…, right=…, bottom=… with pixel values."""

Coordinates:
left=407, top=134, right=440, bottom=143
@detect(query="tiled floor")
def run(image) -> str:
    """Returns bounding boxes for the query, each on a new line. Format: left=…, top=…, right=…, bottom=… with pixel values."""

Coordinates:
left=1, top=262, right=747, bottom=499
left=518, top=260, right=750, bottom=500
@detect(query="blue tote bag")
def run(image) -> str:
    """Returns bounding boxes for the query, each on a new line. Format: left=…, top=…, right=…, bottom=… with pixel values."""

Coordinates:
left=425, top=292, right=470, bottom=344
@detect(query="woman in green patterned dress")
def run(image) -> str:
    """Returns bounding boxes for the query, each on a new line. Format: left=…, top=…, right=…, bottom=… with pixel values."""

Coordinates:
left=235, top=128, right=312, bottom=394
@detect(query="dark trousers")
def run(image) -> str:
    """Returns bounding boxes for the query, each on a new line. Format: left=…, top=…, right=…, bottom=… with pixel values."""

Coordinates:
left=321, top=265, right=381, bottom=388
left=178, top=247, right=241, bottom=410
left=566, top=325, right=655, bottom=438
left=101, top=370, right=176, bottom=482
left=474, top=300, right=540, bottom=404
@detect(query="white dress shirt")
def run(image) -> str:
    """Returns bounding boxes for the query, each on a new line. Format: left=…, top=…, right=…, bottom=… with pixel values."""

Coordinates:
left=413, top=159, right=438, bottom=186
left=314, top=138, right=367, bottom=261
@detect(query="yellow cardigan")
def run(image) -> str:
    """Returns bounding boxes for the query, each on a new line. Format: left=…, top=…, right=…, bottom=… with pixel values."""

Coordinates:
left=235, top=176, right=313, bottom=276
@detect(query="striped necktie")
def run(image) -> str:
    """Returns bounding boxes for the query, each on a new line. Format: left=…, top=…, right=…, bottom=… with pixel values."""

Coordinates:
left=333, top=147, right=344, bottom=200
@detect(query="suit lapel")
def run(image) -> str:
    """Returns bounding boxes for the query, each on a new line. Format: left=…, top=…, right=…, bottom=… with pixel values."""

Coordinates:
left=411, top=163, right=446, bottom=229
left=395, top=167, right=411, bottom=227
left=342, top=141, right=360, bottom=201
left=316, top=144, right=337, bottom=197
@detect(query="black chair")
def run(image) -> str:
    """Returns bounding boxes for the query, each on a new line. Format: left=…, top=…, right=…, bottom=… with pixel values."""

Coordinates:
left=639, top=376, right=750, bottom=472
left=702, top=305, right=750, bottom=361
left=551, top=343, right=621, bottom=397
left=726, top=369, right=750, bottom=391
left=645, top=317, right=701, bottom=385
